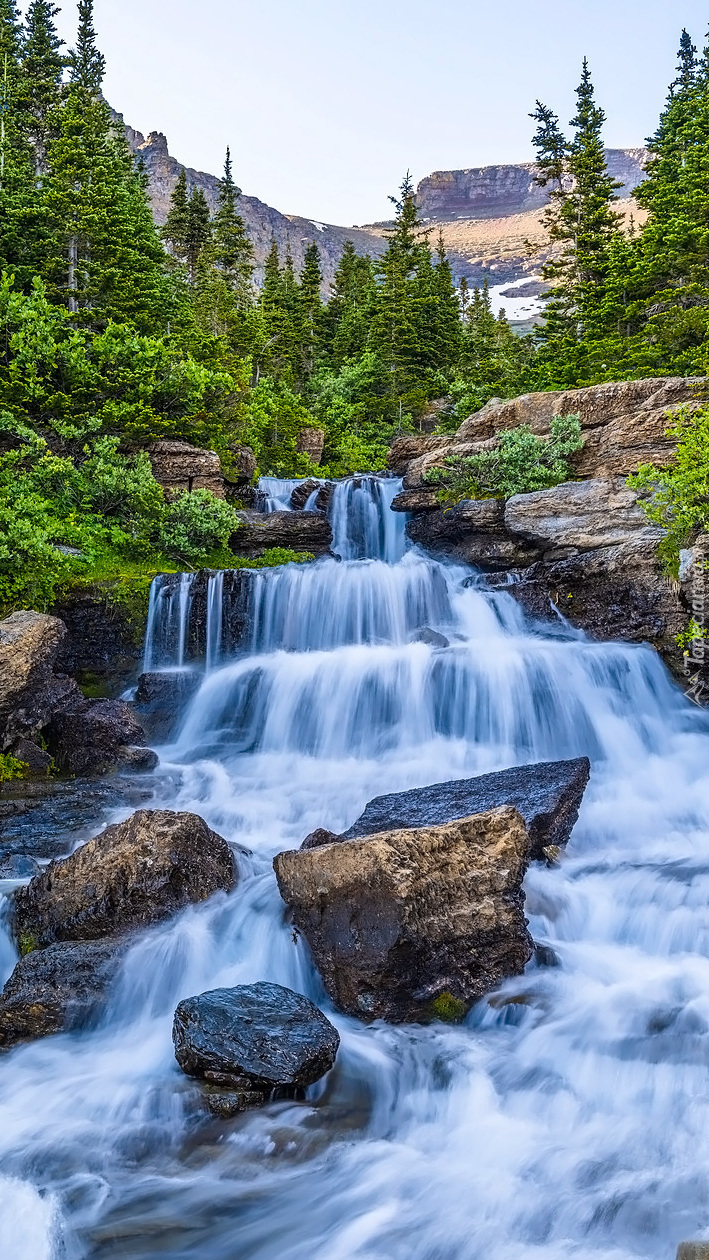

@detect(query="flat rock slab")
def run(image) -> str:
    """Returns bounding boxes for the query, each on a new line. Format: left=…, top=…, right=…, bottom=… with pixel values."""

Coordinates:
left=0, top=939, right=124, bottom=1048
left=173, top=982, right=340, bottom=1104
left=276, top=807, right=533, bottom=1024
left=13, top=809, right=237, bottom=948
left=337, top=758, right=590, bottom=862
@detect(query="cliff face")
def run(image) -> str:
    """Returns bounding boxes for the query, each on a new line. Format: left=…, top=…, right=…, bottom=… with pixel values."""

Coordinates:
left=416, top=149, right=649, bottom=221
left=120, top=119, right=386, bottom=290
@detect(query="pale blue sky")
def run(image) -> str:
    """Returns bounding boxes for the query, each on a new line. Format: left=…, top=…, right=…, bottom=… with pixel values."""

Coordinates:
left=47, top=0, right=709, bottom=225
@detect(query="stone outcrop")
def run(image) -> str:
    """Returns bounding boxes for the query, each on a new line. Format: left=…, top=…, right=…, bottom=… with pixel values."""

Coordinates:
left=0, top=611, right=77, bottom=753
left=232, top=509, right=332, bottom=557
left=407, top=498, right=540, bottom=569
left=337, top=759, right=590, bottom=863
left=275, top=807, right=534, bottom=1023
left=677, top=1246, right=709, bottom=1259
left=399, top=378, right=708, bottom=489
left=135, top=671, right=202, bottom=742
left=289, top=478, right=333, bottom=511
left=147, top=440, right=225, bottom=498
left=46, top=698, right=157, bottom=777
left=416, top=150, right=648, bottom=221
left=0, top=939, right=123, bottom=1049
left=13, top=809, right=237, bottom=948
left=173, top=982, right=340, bottom=1113
left=296, top=427, right=325, bottom=465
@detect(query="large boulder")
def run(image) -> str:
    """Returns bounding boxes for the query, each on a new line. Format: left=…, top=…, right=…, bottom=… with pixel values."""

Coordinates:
left=0, top=611, right=81, bottom=751
left=147, top=439, right=225, bottom=498
left=173, top=982, right=340, bottom=1110
left=232, top=509, right=332, bottom=557
left=274, top=807, right=534, bottom=1023
left=327, top=758, right=591, bottom=862
left=0, top=939, right=123, bottom=1048
left=13, top=809, right=237, bottom=948
left=45, top=698, right=157, bottom=777
left=406, top=498, right=539, bottom=570
left=504, top=477, right=663, bottom=557
left=296, top=427, right=325, bottom=465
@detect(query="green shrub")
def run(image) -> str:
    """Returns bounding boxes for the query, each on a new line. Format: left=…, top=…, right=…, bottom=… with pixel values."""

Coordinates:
left=424, top=415, right=584, bottom=502
left=629, top=405, right=709, bottom=575
left=0, top=754, right=30, bottom=783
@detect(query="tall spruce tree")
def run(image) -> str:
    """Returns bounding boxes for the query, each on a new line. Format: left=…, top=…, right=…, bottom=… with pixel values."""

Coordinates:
left=298, top=242, right=323, bottom=382
left=43, top=0, right=172, bottom=329
left=325, top=240, right=376, bottom=365
left=162, top=168, right=190, bottom=265
left=20, top=0, right=65, bottom=175
left=210, top=147, right=253, bottom=303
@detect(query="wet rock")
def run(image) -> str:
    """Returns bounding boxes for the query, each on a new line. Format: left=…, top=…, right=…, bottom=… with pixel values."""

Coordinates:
left=340, top=758, right=590, bottom=862
left=231, top=510, right=332, bottom=557
left=290, top=478, right=321, bottom=510
left=135, top=670, right=202, bottom=742
left=301, top=827, right=343, bottom=851
left=52, top=588, right=145, bottom=694
left=406, top=499, right=539, bottom=570
left=13, top=809, right=237, bottom=948
left=410, top=627, right=450, bottom=648
left=0, top=939, right=123, bottom=1048
left=275, top=807, right=534, bottom=1023
left=0, top=610, right=82, bottom=752
left=0, top=853, right=40, bottom=879
left=173, top=982, right=340, bottom=1107
left=45, top=698, right=157, bottom=777
left=8, top=738, right=52, bottom=775
left=147, top=439, right=225, bottom=498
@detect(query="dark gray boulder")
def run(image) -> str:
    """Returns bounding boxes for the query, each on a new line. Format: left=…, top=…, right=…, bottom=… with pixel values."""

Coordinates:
left=335, top=758, right=591, bottom=862
left=173, top=982, right=340, bottom=1108
left=45, top=698, right=157, bottom=777
left=410, top=627, right=450, bottom=648
left=0, top=939, right=123, bottom=1048
left=0, top=853, right=39, bottom=879
left=13, top=809, right=238, bottom=948
left=135, top=670, right=202, bottom=742
left=231, top=510, right=332, bottom=557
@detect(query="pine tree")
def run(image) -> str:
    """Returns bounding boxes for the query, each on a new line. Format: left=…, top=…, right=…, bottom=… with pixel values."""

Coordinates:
left=431, top=231, right=462, bottom=375
left=0, top=0, right=38, bottom=279
left=43, top=0, right=172, bottom=329
left=162, top=168, right=190, bottom=265
left=298, top=241, right=323, bottom=382
left=674, top=29, right=698, bottom=94
left=20, top=0, right=65, bottom=175
left=325, top=240, right=376, bottom=365
left=185, top=186, right=211, bottom=286
left=210, top=146, right=253, bottom=303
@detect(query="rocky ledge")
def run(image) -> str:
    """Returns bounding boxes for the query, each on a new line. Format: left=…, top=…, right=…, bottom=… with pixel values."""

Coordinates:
left=231, top=509, right=332, bottom=557
left=275, top=760, right=590, bottom=1023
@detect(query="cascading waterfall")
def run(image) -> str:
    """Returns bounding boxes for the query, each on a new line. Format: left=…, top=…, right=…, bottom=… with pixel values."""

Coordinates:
left=4, top=474, right=709, bottom=1260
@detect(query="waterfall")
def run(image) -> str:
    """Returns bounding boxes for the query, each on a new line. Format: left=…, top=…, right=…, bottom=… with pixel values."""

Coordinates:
left=4, top=475, right=709, bottom=1260
left=256, top=477, right=305, bottom=512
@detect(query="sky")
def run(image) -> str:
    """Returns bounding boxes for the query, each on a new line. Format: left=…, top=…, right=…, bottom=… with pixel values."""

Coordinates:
left=45, top=0, right=709, bottom=226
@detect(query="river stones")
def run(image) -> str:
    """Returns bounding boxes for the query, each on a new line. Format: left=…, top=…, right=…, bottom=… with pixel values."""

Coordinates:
left=0, top=939, right=124, bottom=1048
left=13, top=809, right=237, bottom=948
left=275, top=806, right=534, bottom=1024
left=337, top=758, right=591, bottom=862
left=173, top=982, right=340, bottom=1111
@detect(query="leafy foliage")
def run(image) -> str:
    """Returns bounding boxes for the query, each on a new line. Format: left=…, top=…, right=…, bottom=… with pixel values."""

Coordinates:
left=425, top=416, right=584, bottom=502
left=629, top=405, right=709, bottom=573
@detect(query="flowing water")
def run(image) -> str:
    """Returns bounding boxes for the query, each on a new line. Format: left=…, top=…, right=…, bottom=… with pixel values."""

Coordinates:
left=3, top=475, right=709, bottom=1259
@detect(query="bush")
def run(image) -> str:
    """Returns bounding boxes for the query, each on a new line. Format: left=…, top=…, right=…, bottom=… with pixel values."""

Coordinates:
left=424, top=415, right=584, bottom=502
left=150, top=490, right=242, bottom=568
left=629, top=405, right=709, bottom=574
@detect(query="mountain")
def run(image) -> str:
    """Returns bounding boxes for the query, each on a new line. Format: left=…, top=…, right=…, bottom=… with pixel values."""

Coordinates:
left=415, top=149, right=649, bottom=221
left=120, top=117, right=386, bottom=290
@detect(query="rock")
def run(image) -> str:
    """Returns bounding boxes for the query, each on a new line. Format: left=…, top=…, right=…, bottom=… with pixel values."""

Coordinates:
left=147, top=439, right=225, bottom=499
left=7, top=738, right=52, bottom=775
left=390, top=488, right=441, bottom=513
left=677, top=1247, right=709, bottom=1260
left=13, top=809, right=237, bottom=948
left=339, top=758, right=590, bottom=862
left=387, top=434, right=450, bottom=476
left=412, top=397, right=453, bottom=434
left=504, top=477, right=663, bottom=557
left=290, top=478, right=322, bottom=510
left=45, top=699, right=156, bottom=777
left=232, top=510, right=332, bottom=557
left=229, top=444, right=257, bottom=484
left=301, top=827, right=343, bottom=851
left=296, top=427, right=325, bottom=465
left=52, top=587, right=145, bottom=696
left=172, top=982, right=340, bottom=1107
left=0, top=939, right=123, bottom=1048
left=135, top=670, right=202, bottom=742
left=275, top=807, right=534, bottom=1023
left=406, top=499, right=539, bottom=570
left=410, top=627, right=450, bottom=648
left=0, top=854, right=40, bottom=879
left=0, top=611, right=82, bottom=752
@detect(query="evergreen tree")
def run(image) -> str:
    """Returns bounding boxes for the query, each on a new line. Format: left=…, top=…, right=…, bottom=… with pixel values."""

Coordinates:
left=674, top=29, right=698, bottom=94
left=298, top=241, right=323, bottom=382
left=431, top=231, right=462, bottom=375
left=325, top=240, right=376, bottom=365
left=162, top=168, right=190, bottom=265
left=0, top=0, right=39, bottom=280
left=210, top=146, right=253, bottom=303
left=20, top=0, right=65, bottom=175
left=184, top=185, right=211, bottom=286
left=43, top=0, right=172, bottom=329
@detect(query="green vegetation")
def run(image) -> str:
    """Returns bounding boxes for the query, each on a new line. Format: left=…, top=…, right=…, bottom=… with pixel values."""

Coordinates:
left=0, top=754, right=30, bottom=783
left=629, top=406, right=709, bottom=573
left=429, top=992, right=469, bottom=1023
left=425, top=417, right=583, bottom=503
